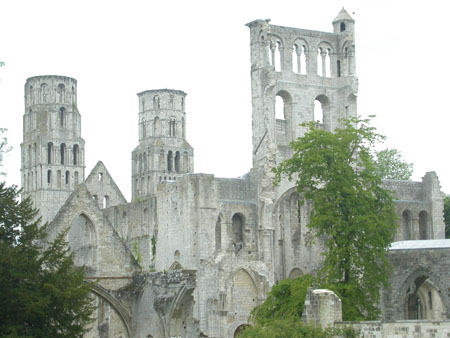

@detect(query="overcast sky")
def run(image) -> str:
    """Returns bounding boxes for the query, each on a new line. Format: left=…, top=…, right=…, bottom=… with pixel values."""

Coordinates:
left=1, top=0, right=449, bottom=201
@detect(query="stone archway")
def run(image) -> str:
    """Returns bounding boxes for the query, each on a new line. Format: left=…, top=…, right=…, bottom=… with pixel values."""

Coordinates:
left=398, top=268, right=447, bottom=320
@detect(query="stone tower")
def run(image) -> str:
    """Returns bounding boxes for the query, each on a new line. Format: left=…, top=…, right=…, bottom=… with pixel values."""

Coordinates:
left=246, top=8, right=358, bottom=169
left=21, top=75, right=85, bottom=224
left=131, top=89, right=194, bottom=199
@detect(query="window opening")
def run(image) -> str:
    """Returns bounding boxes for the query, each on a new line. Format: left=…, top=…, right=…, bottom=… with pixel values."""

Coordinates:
left=73, top=144, right=79, bottom=165
left=47, top=170, right=52, bottom=185
left=325, top=49, right=331, bottom=77
left=175, top=151, right=180, bottom=173
left=60, top=143, right=66, bottom=164
left=275, top=95, right=285, bottom=120
left=167, top=151, right=173, bottom=172
left=317, top=48, right=323, bottom=76
left=47, top=142, right=53, bottom=164
left=314, top=100, right=324, bottom=124
left=57, top=170, right=61, bottom=188
left=340, top=22, right=346, bottom=32
left=65, top=171, right=70, bottom=185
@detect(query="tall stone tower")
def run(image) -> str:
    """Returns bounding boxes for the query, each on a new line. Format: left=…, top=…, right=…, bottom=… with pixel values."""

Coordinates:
left=131, top=89, right=194, bottom=199
left=246, top=8, right=358, bottom=169
left=21, top=75, right=85, bottom=224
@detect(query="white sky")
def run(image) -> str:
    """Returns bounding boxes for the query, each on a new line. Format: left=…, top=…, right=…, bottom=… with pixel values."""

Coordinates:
left=1, top=0, right=449, bottom=201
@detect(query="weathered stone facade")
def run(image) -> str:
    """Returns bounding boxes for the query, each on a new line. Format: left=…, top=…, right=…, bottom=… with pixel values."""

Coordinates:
left=20, top=9, right=448, bottom=337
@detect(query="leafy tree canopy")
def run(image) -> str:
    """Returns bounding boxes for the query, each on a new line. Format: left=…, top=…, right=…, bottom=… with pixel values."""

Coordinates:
left=274, top=117, right=397, bottom=320
left=0, top=182, right=95, bottom=337
left=0, top=128, right=11, bottom=176
left=374, top=148, right=413, bottom=180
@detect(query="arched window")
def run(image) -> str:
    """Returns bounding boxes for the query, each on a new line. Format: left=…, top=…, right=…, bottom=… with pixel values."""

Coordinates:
left=47, top=170, right=52, bottom=185
left=231, top=213, right=244, bottom=253
left=57, top=84, right=65, bottom=103
left=275, top=95, right=285, bottom=120
left=153, top=95, right=160, bottom=109
left=402, top=210, right=412, bottom=240
left=169, top=117, right=176, bottom=137
left=340, top=22, right=346, bottom=32
left=314, top=100, right=324, bottom=124
left=167, top=151, right=173, bottom=172
left=57, top=170, right=61, bottom=188
left=143, top=208, right=149, bottom=223
left=102, top=195, right=109, bottom=209
left=59, top=107, right=65, bottom=128
left=175, top=151, right=180, bottom=173
left=325, top=48, right=331, bottom=77
left=270, top=40, right=282, bottom=71
left=317, top=47, right=323, bottom=76
left=73, top=144, right=79, bottom=165
left=292, top=45, right=299, bottom=74
left=47, top=142, right=53, bottom=164
left=40, top=83, right=48, bottom=103
left=74, top=171, right=79, bottom=186
left=215, top=216, right=222, bottom=250
left=65, top=170, right=70, bottom=185
left=314, top=95, right=330, bottom=129
left=29, top=85, right=34, bottom=104
left=419, top=211, right=428, bottom=239
left=60, top=143, right=66, bottom=164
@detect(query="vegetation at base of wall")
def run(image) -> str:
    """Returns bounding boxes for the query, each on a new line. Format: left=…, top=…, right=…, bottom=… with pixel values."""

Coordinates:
left=250, top=275, right=314, bottom=326
left=0, top=182, right=95, bottom=337
left=132, top=240, right=142, bottom=266
left=444, top=196, right=450, bottom=238
left=374, top=148, right=413, bottom=180
left=274, top=117, right=397, bottom=320
left=238, top=318, right=357, bottom=338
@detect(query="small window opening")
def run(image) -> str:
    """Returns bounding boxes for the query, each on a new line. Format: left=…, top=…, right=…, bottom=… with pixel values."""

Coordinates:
left=314, top=100, right=324, bottom=124
left=60, top=143, right=66, bottom=164
left=300, top=45, right=307, bottom=74
left=73, top=144, right=79, bottom=165
left=167, top=151, right=173, bottom=172
left=317, top=48, right=323, bottom=76
left=59, top=107, right=65, bottom=128
left=292, top=45, right=299, bottom=74
left=65, top=171, right=70, bottom=185
left=340, top=22, right=346, bottom=32
left=47, top=170, right=52, bottom=185
left=102, top=195, right=109, bottom=209
left=175, top=151, right=180, bottom=173
left=337, top=60, right=341, bottom=77
left=74, top=171, right=79, bottom=186
left=325, top=49, right=331, bottom=77
left=47, top=142, right=53, bottom=164
left=57, top=170, right=61, bottom=188
left=275, top=95, right=285, bottom=120
left=98, top=172, right=103, bottom=182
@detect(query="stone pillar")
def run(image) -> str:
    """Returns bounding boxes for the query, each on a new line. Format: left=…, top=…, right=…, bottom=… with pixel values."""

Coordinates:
left=302, top=288, right=342, bottom=329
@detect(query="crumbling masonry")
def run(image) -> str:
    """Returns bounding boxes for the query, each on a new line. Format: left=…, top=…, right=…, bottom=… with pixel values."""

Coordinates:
left=20, top=9, right=449, bottom=337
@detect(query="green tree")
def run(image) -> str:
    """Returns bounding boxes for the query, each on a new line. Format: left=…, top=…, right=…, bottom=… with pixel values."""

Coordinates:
left=250, top=275, right=314, bottom=327
left=0, top=182, right=95, bottom=337
left=374, top=148, right=413, bottom=180
left=0, top=128, right=11, bottom=176
left=444, top=196, right=450, bottom=238
left=274, top=117, right=397, bottom=320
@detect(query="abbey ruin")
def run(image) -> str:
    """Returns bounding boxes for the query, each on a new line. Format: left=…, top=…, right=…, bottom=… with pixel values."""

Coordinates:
left=20, top=9, right=450, bottom=337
